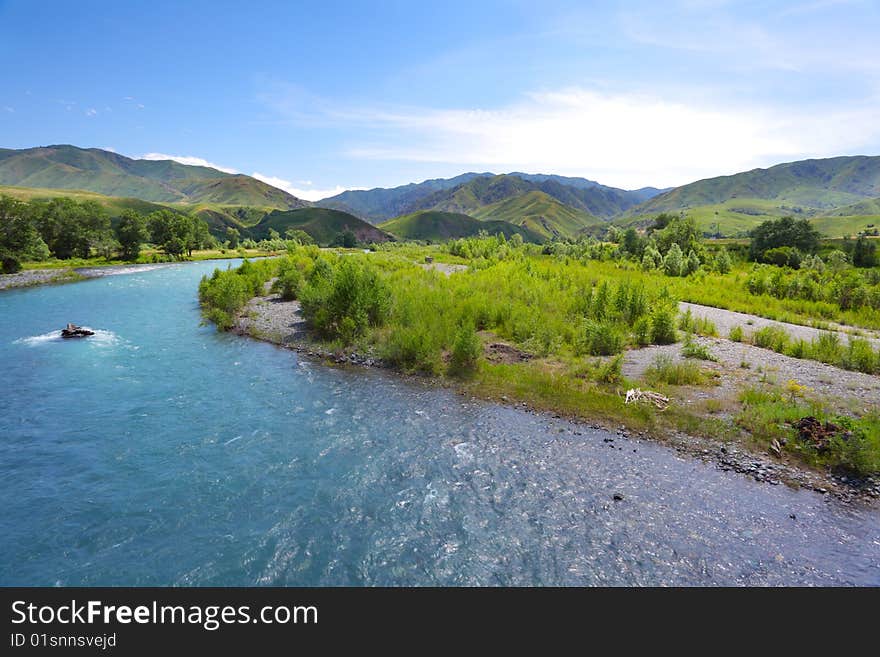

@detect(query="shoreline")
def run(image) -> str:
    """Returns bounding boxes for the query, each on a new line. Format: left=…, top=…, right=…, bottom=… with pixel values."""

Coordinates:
left=231, top=289, right=880, bottom=506
left=0, top=253, right=282, bottom=292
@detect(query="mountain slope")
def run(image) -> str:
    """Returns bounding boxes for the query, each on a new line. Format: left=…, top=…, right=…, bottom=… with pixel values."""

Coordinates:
left=0, top=145, right=307, bottom=209
left=248, top=208, right=393, bottom=245
left=631, top=156, right=880, bottom=217
left=319, top=172, right=663, bottom=223
left=379, top=210, right=545, bottom=243
left=317, top=172, right=491, bottom=222
left=473, top=191, right=601, bottom=240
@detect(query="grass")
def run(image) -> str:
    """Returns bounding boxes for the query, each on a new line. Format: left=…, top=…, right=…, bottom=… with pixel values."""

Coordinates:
left=736, top=386, right=880, bottom=476
left=644, top=354, right=705, bottom=386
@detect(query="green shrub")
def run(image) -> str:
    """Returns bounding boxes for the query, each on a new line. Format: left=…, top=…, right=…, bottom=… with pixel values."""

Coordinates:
left=1, top=253, right=22, bottom=274
left=595, top=354, right=624, bottom=384
left=729, top=325, right=744, bottom=342
left=581, top=320, right=625, bottom=356
left=811, top=331, right=843, bottom=365
left=752, top=325, right=789, bottom=353
left=784, top=339, right=810, bottom=359
left=842, top=337, right=877, bottom=373
left=644, top=354, right=703, bottom=386
left=449, top=323, right=482, bottom=375
left=681, top=337, right=717, bottom=361
left=633, top=316, right=651, bottom=345
left=650, top=306, right=677, bottom=344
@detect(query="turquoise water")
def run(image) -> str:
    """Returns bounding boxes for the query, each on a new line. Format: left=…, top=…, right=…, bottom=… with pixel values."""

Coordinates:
left=1, top=261, right=879, bottom=586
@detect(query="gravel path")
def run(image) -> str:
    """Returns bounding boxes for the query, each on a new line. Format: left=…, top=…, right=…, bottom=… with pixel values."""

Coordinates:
left=679, top=301, right=880, bottom=347
left=623, top=335, right=880, bottom=414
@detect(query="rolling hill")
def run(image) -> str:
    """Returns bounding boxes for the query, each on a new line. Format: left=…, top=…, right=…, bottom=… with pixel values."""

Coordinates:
left=248, top=208, right=393, bottom=245
left=472, top=191, right=602, bottom=240
left=379, top=210, right=545, bottom=243
left=0, top=145, right=308, bottom=209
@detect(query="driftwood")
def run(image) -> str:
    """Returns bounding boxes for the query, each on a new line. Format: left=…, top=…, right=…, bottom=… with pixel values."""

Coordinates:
left=625, top=388, right=669, bottom=410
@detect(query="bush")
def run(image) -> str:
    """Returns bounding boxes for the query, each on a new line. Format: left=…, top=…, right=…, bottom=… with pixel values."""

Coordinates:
left=811, top=331, right=843, bottom=364
left=650, top=306, right=677, bottom=344
left=581, top=320, right=625, bottom=356
left=681, top=337, right=717, bottom=361
left=842, top=337, right=877, bottom=374
left=1, top=253, right=22, bottom=274
left=449, top=323, right=482, bottom=374
left=752, top=325, right=789, bottom=353
left=729, top=325, right=744, bottom=342
left=300, top=257, right=390, bottom=344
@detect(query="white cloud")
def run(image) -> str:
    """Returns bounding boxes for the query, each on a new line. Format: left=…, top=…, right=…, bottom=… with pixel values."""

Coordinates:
left=141, top=152, right=239, bottom=174
left=329, top=88, right=880, bottom=189
left=251, top=172, right=358, bottom=201
left=85, top=108, right=97, bottom=117
left=138, top=152, right=349, bottom=200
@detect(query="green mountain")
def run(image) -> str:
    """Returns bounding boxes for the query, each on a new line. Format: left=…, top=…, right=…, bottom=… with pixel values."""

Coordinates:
left=249, top=208, right=393, bottom=245
left=624, top=156, right=880, bottom=234
left=379, top=210, right=544, bottom=243
left=473, top=191, right=602, bottom=240
left=319, top=172, right=662, bottom=223
left=317, top=173, right=491, bottom=223
left=0, top=145, right=307, bottom=209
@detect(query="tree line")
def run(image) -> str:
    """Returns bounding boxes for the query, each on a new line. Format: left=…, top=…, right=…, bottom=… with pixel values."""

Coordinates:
left=0, top=195, right=216, bottom=272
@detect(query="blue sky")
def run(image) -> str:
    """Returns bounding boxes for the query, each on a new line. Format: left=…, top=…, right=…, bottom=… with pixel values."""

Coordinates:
left=1, top=0, right=879, bottom=199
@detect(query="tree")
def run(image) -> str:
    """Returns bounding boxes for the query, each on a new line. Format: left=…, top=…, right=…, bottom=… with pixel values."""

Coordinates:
left=187, top=216, right=213, bottom=255
left=225, top=226, right=240, bottom=249
left=685, top=249, right=701, bottom=275
left=35, top=198, right=111, bottom=259
left=655, top=216, right=702, bottom=257
left=337, top=229, right=357, bottom=248
left=622, top=228, right=643, bottom=257
left=714, top=247, right=732, bottom=274
left=605, top=225, right=622, bottom=243
left=148, top=209, right=201, bottom=258
left=285, top=228, right=314, bottom=245
left=852, top=235, right=877, bottom=268
left=749, top=216, right=819, bottom=261
left=663, top=243, right=684, bottom=276
left=115, top=210, right=148, bottom=260
left=0, top=195, right=48, bottom=270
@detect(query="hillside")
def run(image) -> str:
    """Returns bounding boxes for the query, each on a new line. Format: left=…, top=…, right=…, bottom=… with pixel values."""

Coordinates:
left=317, top=173, right=490, bottom=222
left=617, top=155, right=880, bottom=237
left=319, top=172, right=663, bottom=223
left=379, top=210, right=544, bottom=243
left=0, top=145, right=307, bottom=209
left=248, top=208, right=393, bottom=245
left=0, top=184, right=178, bottom=218
left=473, top=191, right=601, bottom=240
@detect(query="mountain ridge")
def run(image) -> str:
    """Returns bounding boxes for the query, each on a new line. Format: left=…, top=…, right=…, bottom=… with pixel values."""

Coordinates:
left=0, top=145, right=308, bottom=209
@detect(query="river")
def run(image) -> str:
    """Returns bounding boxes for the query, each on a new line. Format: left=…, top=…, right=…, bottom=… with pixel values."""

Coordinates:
left=1, top=260, right=878, bottom=585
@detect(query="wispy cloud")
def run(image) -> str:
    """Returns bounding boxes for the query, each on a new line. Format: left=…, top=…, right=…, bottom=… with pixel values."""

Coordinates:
left=140, top=152, right=345, bottom=200
left=141, top=152, right=239, bottom=174
left=2, top=106, right=13, bottom=113
left=251, top=172, right=359, bottom=201
left=261, top=85, right=880, bottom=189
left=85, top=108, right=97, bottom=117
